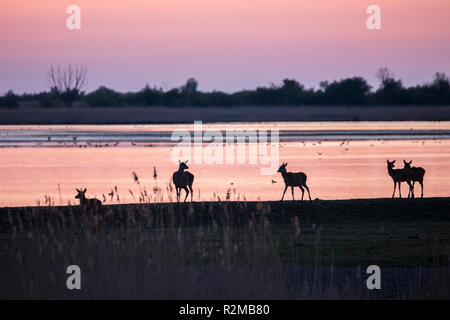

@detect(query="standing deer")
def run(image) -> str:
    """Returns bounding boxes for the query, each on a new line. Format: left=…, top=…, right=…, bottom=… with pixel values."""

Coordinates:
left=75, top=188, right=102, bottom=212
left=277, top=162, right=312, bottom=201
left=403, top=160, right=426, bottom=198
left=386, top=160, right=414, bottom=198
left=172, top=160, right=194, bottom=202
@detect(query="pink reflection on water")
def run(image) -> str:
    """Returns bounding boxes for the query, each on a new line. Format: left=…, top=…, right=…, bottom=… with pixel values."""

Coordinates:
left=0, top=139, right=449, bottom=207
left=2, top=121, right=450, bottom=133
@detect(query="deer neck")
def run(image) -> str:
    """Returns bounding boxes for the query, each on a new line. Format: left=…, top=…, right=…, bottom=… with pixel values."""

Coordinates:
left=387, top=165, right=396, bottom=177
left=79, top=195, right=87, bottom=205
left=280, top=170, right=289, bottom=181
left=178, top=167, right=185, bottom=174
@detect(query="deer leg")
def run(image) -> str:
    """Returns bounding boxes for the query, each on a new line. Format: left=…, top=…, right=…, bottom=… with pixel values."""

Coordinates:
left=410, top=182, right=415, bottom=198
left=420, top=181, right=423, bottom=198
left=304, top=184, right=312, bottom=201
left=188, top=185, right=193, bottom=202
left=281, top=185, right=287, bottom=201
left=183, top=186, right=189, bottom=202
left=176, top=187, right=180, bottom=202
left=291, top=186, right=295, bottom=200
left=392, top=182, right=396, bottom=198
left=399, top=182, right=402, bottom=198
left=299, top=186, right=305, bottom=201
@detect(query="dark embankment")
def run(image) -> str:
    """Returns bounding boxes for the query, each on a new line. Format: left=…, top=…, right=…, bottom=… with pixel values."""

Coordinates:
left=2, top=197, right=450, bottom=231
left=1, top=198, right=449, bottom=299
left=1, top=105, right=450, bottom=124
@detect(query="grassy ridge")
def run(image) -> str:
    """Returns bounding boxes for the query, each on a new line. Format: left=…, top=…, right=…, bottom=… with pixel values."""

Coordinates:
left=2, top=198, right=449, bottom=267
left=1, top=198, right=449, bottom=298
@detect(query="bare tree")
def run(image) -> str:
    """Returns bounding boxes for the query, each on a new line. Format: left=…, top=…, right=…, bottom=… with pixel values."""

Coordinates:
left=184, top=78, right=198, bottom=94
left=182, top=78, right=198, bottom=105
left=432, top=72, right=450, bottom=91
left=47, top=64, right=87, bottom=106
left=375, top=67, right=395, bottom=87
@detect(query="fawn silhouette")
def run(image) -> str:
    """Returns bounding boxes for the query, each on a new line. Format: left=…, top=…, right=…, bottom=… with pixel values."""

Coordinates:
left=403, top=160, right=426, bottom=198
left=172, top=160, right=194, bottom=202
left=75, top=188, right=103, bottom=232
left=75, top=188, right=102, bottom=212
left=277, top=162, right=311, bottom=201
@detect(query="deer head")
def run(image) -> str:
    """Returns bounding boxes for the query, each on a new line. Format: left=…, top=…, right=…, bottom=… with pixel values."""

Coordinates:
left=277, top=162, right=288, bottom=173
left=75, top=188, right=87, bottom=199
left=178, top=160, right=189, bottom=170
left=403, top=160, right=412, bottom=168
left=387, top=160, right=396, bottom=169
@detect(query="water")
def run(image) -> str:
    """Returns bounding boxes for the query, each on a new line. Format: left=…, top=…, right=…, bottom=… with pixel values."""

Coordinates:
left=0, top=121, right=449, bottom=207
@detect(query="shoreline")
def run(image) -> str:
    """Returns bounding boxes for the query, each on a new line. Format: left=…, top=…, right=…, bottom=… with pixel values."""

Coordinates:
left=1, top=105, right=450, bottom=124
left=2, top=196, right=450, bottom=210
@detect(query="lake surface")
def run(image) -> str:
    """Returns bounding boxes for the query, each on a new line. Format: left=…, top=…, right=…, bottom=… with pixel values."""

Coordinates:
left=0, top=121, right=449, bottom=207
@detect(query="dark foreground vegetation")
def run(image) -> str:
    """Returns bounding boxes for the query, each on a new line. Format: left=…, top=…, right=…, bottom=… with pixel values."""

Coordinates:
left=1, top=198, right=449, bottom=299
left=2, top=68, right=450, bottom=109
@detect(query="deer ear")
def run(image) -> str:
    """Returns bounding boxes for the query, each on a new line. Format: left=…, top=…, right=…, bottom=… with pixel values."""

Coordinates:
left=393, top=160, right=396, bottom=163
left=285, top=162, right=288, bottom=166
left=76, top=188, right=80, bottom=192
left=178, top=160, right=181, bottom=164
left=403, top=160, right=407, bottom=164
left=83, top=188, right=87, bottom=193
left=409, top=160, right=412, bottom=164
left=185, top=160, right=189, bottom=163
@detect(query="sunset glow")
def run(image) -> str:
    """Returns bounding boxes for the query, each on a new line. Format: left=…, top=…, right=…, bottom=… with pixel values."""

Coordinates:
left=1, top=0, right=449, bottom=93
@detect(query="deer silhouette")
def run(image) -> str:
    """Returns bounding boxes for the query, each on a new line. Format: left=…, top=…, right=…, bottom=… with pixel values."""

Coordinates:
left=386, top=160, right=414, bottom=198
left=75, top=188, right=102, bottom=212
left=172, top=160, right=194, bottom=202
left=403, top=160, right=426, bottom=198
left=277, top=162, right=311, bottom=201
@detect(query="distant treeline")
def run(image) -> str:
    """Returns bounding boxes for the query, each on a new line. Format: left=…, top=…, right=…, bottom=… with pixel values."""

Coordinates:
left=1, top=69, right=450, bottom=108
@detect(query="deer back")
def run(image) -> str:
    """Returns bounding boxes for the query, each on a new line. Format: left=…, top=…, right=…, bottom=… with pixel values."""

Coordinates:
left=173, top=171, right=191, bottom=187
left=410, top=166, right=425, bottom=180
left=89, top=198, right=102, bottom=208
left=284, top=172, right=307, bottom=186
left=184, top=171, right=194, bottom=186
left=390, top=168, right=412, bottom=182
left=81, top=197, right=101, bottom=210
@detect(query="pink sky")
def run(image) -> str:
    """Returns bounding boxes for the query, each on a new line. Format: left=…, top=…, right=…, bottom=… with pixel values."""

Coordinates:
left=1, top=0, right=449, bottom=94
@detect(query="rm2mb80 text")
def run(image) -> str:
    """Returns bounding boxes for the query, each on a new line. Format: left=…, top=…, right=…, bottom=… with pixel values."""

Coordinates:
left=223, top=305, right=270, bottom=315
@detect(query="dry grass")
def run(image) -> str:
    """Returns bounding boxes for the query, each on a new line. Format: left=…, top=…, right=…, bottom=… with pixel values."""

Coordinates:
left=0, top=197, right=449, bottom=299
